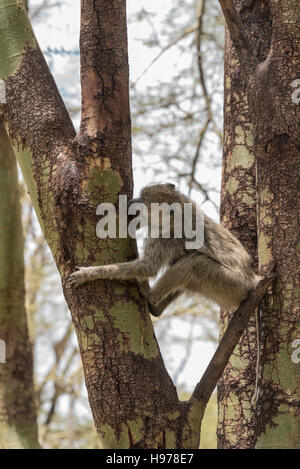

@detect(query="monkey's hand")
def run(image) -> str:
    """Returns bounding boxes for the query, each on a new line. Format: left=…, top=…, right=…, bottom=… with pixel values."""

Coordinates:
left=69, top=266, right=107, bottom=287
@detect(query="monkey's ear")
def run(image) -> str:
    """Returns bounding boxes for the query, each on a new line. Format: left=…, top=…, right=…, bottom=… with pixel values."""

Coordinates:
left=165, top=183, right=175, bottom=190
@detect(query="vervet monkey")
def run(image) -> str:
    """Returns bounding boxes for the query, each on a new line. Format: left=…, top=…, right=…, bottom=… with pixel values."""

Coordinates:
left=69, top=183, right=260, bottom=316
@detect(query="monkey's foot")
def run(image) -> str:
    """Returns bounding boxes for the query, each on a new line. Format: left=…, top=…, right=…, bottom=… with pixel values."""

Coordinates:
left=148, top=292, right=162, bottom=308
left=148, top=302, right=163, bottom=317
left=69, top=266, right=99, bottom=287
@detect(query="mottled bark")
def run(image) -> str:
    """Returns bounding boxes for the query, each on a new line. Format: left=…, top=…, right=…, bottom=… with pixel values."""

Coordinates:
left=252, top=1, right=300, bottom=448
left=0, top=119, right=39, bottom=449
left=218, top=0, right=272, bottom=447
left=218, top=26, right=258, bottom=449
left=219, top=0, right=300, bottom=448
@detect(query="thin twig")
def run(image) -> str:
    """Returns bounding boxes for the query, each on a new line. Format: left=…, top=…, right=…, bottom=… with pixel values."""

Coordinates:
left=196, top=0, right=212, bottom=121
left=189, top=119, right=210, bottom=195
left=132, top=26, right=197, bottom=88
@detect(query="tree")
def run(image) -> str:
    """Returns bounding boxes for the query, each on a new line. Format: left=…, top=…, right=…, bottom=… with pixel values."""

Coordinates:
left=0, top=119, right=39, bottom=448
left=218, top=20, right=258, bottom=450
left=218, top=0, right=300, bottom=449
left=0, top=0, right=273, bottom=448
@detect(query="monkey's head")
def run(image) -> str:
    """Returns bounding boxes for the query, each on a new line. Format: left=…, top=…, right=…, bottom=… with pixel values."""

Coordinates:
left=128, top=183, right=188, bottom=233
left=129, top=183, right=181, bottom=208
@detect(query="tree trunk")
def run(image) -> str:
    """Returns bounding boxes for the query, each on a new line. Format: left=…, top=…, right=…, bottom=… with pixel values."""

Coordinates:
left=0, top=119, right=39, bottom=449
left=218, top=25, right=258, bottom=449
left=218, top=0, right=300, bottom=448
left=252, top=1, right=300, bottom=448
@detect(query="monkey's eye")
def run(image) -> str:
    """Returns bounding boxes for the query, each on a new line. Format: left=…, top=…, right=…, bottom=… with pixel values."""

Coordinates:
left=165, top=183, right=175, bottom=190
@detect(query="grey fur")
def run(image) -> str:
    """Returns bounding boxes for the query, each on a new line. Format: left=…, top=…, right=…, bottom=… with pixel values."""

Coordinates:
left=69, top=184, right=260, bottom=316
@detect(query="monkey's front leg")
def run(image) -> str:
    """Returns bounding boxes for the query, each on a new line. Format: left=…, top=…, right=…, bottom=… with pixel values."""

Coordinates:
left=69, top=259, right=159, bottom=288
left=69, top=265, right=121, bottom=287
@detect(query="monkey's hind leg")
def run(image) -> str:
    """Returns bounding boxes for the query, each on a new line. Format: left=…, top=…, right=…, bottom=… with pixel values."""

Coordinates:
left=149, top=289, right=183, bottom=317
left=149, top=257, right=190, bottom=308
left=138, top=280, right=182, bottom=317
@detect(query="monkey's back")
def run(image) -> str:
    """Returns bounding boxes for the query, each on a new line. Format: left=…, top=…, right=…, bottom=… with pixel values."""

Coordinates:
left=202, top=216, right=253, bottom=271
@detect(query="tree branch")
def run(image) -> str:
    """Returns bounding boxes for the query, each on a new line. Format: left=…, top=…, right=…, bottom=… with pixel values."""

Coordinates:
left=78, top=0, right=131, bottom=141
left=0, top=1, right=75, bottom=155
left=196, top=0, right=212, bottom=122
left=190, top=263, right=276, bottom=408
left=196, top=1, right=222, bottom=141
left=188, top=119, right=210, bottom=195
left=218, top=0, right=258, bottom=78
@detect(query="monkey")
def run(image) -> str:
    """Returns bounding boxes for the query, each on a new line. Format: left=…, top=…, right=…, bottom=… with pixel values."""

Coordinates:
left=69, top=183, right=261, bottom=317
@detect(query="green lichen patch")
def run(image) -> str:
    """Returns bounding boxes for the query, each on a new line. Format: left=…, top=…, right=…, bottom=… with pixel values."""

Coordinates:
left=99, top=423, right=129, bottom=449
left=75, top=242, right=89, bottom=263
left=241, top=193, right=254, bottom=206
left=258, top=231, right=272, bottom=266
left=87, top=168, right=122, bottom=206
left=165, top=430, right=177, bottom=448
left=14, top=146, right=45, bottom=233
left=85, top=315, right=94, bottom=330
left=226, top=176, right=239, bottom=195
left=231, top=145, right=253, bottom=170
left=256, top=405, right=300, bottom=449
left=182, top=400, right=205, bottom=448
left=110, top=301, right=158, bottom=359
left=91, top=306, right=106, bottom=323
